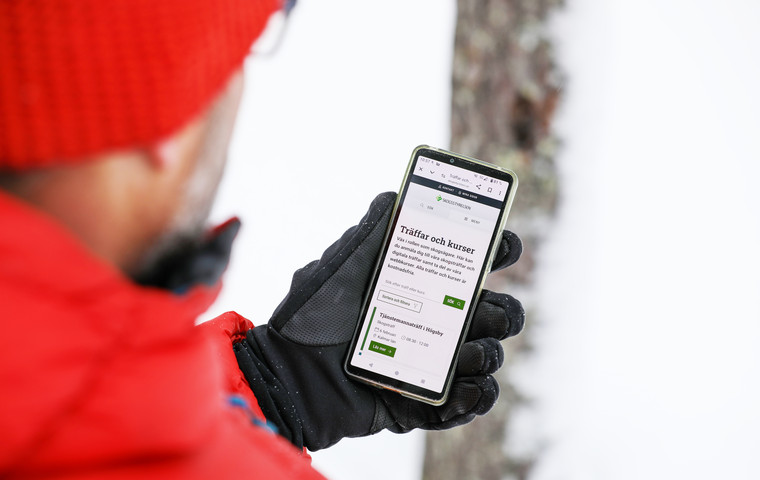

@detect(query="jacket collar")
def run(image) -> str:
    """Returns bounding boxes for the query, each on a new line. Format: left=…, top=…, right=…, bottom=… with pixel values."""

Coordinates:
left=0, top=190, right=227, bottom=470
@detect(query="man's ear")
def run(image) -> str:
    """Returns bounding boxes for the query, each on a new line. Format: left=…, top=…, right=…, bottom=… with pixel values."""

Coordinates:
left=146, top=135, right=181, bottom=171
left=146, top=114, right=208, bottom=172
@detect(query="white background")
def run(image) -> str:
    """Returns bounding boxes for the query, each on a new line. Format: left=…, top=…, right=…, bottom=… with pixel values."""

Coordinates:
left=208, top=2, right=453, bottom=478
left=208, top=1, right=760, bottom=479
left=517, top=1, right=760, bottom=479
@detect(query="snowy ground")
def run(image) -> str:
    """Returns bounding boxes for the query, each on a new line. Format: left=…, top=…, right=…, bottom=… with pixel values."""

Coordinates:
left=208, top=1, right=760, bottom=479
left=514, top=1, right=760, bottom=478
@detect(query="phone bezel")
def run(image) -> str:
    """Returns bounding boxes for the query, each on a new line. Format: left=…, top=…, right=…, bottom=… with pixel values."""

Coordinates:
left=343, top=145, right=518, bottom=405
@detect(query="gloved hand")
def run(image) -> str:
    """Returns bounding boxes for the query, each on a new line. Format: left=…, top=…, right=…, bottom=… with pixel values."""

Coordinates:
left=234, top=192, right=524, bottom=451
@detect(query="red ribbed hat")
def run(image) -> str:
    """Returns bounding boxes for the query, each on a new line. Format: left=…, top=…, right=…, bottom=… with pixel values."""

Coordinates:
left=0, top=0, right=279, bottom=170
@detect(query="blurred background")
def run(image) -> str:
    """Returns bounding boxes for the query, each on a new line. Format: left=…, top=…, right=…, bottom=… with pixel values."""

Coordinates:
left=208, top=0, right=760, bottom=478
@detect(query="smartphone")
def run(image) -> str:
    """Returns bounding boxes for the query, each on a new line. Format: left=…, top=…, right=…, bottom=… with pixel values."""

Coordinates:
left=344, top=145, right=518, bottom=405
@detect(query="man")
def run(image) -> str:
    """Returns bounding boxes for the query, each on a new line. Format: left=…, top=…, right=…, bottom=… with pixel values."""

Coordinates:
left=0, top=1, right=525, bottom=478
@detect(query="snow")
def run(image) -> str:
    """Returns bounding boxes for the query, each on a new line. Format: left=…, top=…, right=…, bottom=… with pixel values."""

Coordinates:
left=512, top=1, right=760, bottom=478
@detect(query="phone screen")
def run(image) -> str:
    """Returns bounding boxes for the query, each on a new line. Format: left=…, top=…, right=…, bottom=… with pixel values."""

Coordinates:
left=345, top=146, right=517, bottom=404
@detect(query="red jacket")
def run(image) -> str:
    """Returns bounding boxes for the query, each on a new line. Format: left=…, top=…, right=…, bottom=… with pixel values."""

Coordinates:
left=0, top=191, right=326, bottom=479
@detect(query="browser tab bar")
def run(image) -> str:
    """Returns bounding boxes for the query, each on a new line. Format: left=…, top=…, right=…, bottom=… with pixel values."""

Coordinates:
left=416, top=156, right=508, bottom=202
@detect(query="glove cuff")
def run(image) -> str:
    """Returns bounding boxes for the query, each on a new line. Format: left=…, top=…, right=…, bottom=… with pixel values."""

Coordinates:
left=233, top=330, right=305, bottom=449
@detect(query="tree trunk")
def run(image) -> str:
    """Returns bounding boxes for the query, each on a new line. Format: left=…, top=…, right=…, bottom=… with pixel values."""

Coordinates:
left=422, top=1, right=563, bottom=479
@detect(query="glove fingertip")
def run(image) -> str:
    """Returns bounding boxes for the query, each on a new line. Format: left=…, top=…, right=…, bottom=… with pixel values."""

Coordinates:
left=473, top=375, right=500, bottom=416
left=506, top=297, right=526, bottom=338
left=457, top=338, right=504, bottom=376
left=491, top=230, right=523, bottom=272
left=373, top=191, right=397, bottom=210
left=472, top=290, right=525, bottom=341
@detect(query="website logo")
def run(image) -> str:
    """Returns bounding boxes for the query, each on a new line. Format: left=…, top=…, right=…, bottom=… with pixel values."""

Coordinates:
left=440, top=196, right=472, bottom=211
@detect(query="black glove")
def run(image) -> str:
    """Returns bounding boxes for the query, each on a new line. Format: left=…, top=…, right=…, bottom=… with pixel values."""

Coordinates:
left=234, top=192, right=524, bottom=451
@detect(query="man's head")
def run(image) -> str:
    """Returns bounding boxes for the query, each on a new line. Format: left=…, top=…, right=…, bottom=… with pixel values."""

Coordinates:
left=0, top=1, right=279, bottom=282
left=0, top=68, right=244, bottom=283
left=131, top=70, right=246, bottom=283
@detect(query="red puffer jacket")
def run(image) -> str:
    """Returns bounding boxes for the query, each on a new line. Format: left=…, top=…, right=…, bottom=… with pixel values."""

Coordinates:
left=0, top=191, right=325, bottom=479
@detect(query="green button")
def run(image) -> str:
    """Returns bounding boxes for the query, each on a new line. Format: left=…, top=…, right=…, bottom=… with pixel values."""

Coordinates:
left=443, top=295, right=465, bottom=310
left=368, top=341, right=396, bottom=357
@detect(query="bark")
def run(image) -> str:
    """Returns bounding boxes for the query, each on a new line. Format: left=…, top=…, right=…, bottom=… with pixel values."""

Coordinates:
left=422, top=1, right=563, bottom=479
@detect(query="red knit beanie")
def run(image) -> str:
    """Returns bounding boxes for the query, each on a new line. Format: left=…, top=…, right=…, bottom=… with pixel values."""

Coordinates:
left=0, top=0, right=279, bottom=170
